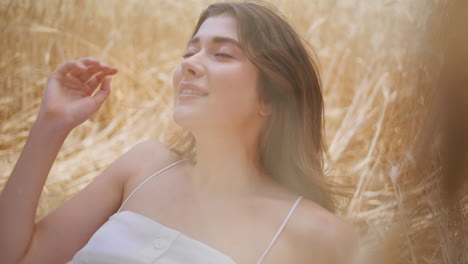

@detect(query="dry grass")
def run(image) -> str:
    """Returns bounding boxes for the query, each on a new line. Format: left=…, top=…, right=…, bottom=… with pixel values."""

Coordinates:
left=0, top=0, right=466, bottom=263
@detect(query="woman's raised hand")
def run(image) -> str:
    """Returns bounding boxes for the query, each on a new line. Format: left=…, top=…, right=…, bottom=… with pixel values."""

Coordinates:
left=37, top=57, right=118, bottom=131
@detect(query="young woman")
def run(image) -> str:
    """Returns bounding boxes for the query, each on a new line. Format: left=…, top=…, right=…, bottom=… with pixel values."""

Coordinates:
left=0, top=2, right=357, bottom=263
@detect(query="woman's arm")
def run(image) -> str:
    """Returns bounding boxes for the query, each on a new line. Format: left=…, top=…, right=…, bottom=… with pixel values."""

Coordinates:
left=0, top=119, right=69, bottom=263
left=20, top=140, right=150, bottom=263
left=0, top=57, right=117, bottom=264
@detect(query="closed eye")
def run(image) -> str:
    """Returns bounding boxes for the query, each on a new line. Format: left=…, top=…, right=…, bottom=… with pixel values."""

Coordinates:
left=215, top=53, right=232, bottom=58
left=182, top=52, right=233, bottom=59
left=182, top=53, right=194, bottom=59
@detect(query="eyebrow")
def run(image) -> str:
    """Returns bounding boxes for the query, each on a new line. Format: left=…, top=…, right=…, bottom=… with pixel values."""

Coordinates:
left=187, top=36, right=242, bottom=49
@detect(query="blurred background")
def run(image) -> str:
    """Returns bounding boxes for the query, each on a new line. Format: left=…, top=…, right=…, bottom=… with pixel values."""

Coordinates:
left=0, top=0, right=466, bottom=263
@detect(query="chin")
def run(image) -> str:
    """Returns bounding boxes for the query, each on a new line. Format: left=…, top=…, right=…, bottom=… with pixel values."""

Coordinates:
left=172, top=107, right=200, bottom=130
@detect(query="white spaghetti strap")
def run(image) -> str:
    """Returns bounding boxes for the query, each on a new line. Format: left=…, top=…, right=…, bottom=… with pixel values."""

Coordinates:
left=117, top=159, right=187, bottom=213
left=256, top=195, right=303, bottom=264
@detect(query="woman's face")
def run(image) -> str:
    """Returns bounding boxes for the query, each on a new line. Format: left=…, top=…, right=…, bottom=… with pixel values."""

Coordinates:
left=172, top=14, right=263, bottom=134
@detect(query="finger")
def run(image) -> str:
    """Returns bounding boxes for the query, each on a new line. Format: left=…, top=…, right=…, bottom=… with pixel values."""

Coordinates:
left=81, top=83, right=94, bottom=95
left=79, top=57, right=117, bottom=73
left=75, top=65, right=118, bottom=84
left=64, top=72, right=82, bottom=87
left=57, top=60, right=87, bottom=76
left=92, top=76, right=112, bottom=107
left=68, top=61, right=91, bottom=82
left=59, top=58, right=106, bottom=72
left=84, top=71, right=107, bottom=92
left=60, top=80, right=88, bottom=92
left=55, top=74, right=80, bottom=88
left=84, top=69, right=118, bottom=95
left=58, top=58, right=114, bottom=79
left=86, top=66, right=118, bottom=78
left=99, top=76, right=112, bottom=93
left=78, top=57, right=102, bottom=67
left=70, top=66, right=101, bottom=84
left=104, top=67, right=118, bottom=75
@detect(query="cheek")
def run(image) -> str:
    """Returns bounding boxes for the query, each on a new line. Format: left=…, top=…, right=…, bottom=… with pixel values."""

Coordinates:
left=214, top=68, right=259, bottom=115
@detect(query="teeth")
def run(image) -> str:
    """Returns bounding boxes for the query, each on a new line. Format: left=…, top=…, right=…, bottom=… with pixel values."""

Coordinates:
left=181, top=89, right=206, bottom=96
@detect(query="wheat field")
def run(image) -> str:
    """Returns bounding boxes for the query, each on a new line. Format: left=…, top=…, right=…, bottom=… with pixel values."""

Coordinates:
left=1, top=0, right=466, bottom=263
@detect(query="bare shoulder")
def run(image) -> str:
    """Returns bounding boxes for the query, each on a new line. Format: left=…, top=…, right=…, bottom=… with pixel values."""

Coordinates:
left=120, top=139, right=183, bottom=184
left=124, top=139, right=179, bottom=160
left=20, top=140, right=182, bottom=263
left=286, top=198, right=359, bottom=264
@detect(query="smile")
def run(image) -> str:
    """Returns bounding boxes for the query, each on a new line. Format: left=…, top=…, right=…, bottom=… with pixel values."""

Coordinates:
left=178, top=83, right=209, bottom=97
left=180, top=89, right=208, bottom=96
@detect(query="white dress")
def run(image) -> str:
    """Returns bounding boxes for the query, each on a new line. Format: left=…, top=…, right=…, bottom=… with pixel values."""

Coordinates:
left=68, top=160, right=303, bottom=264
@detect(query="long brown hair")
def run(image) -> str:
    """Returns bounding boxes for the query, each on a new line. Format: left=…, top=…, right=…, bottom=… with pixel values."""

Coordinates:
left=170, top=1, right=335, bottom=212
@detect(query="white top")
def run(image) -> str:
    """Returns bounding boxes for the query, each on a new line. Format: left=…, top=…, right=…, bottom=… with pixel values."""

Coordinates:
left=68, top=159, right=303, bottom=264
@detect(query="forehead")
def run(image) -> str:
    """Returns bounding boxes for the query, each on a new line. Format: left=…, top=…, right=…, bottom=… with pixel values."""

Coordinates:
left=193, top=14, right=239, bottom=41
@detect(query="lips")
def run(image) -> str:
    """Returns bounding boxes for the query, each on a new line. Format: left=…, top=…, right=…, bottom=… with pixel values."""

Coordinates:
left=178, top=83, right=208, bottom=96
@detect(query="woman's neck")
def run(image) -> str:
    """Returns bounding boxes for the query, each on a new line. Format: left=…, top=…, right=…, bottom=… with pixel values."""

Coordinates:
left=189, top=131, right=270, bottom=199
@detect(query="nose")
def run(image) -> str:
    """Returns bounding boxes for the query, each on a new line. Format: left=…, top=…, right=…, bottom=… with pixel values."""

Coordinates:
left=181, top=53, right=205, bottom=78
